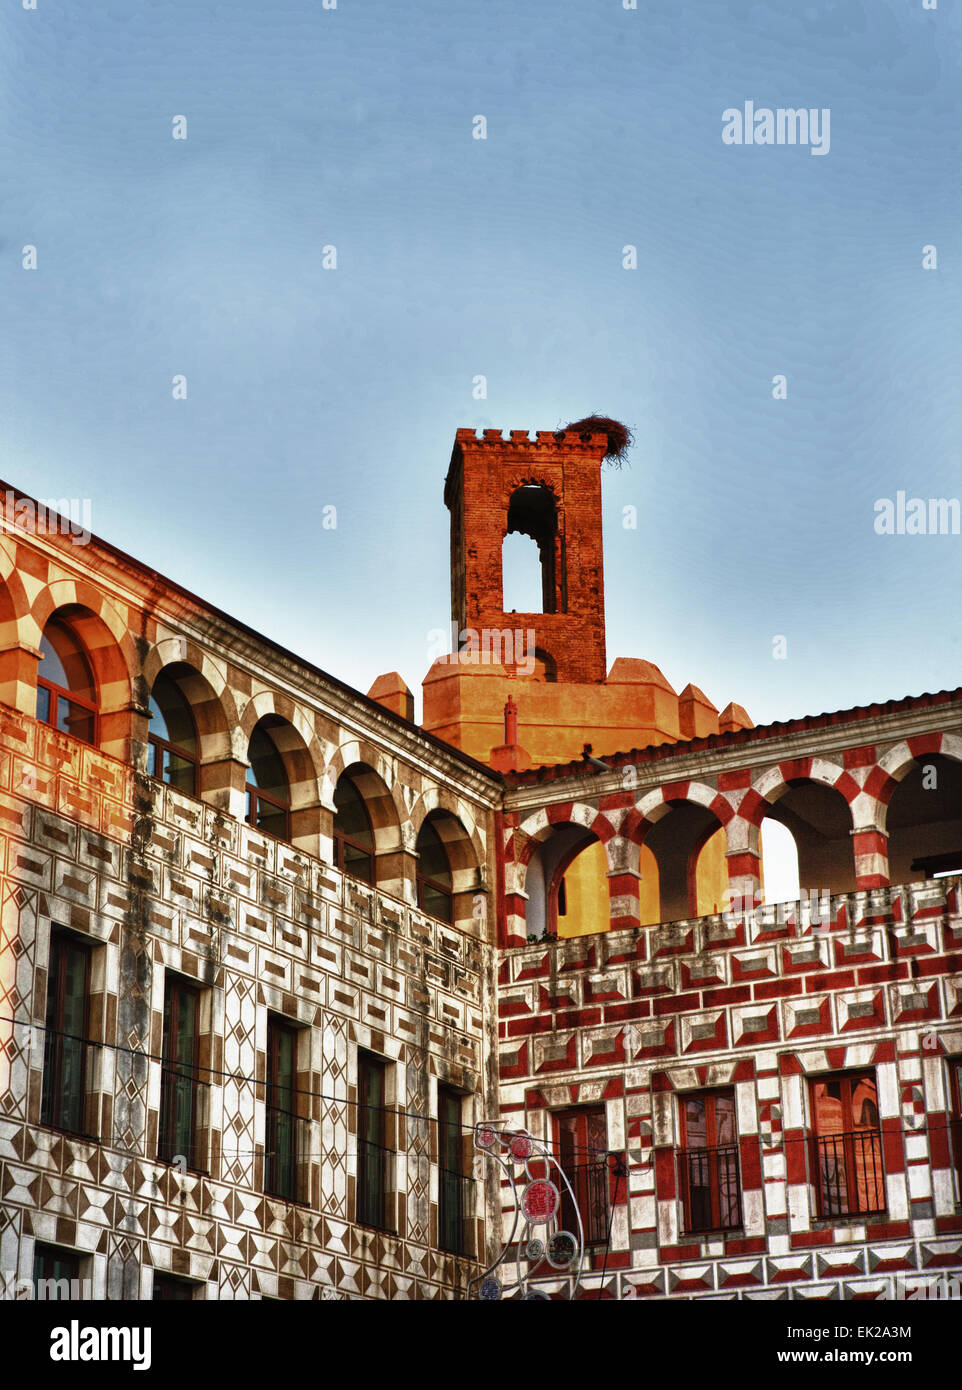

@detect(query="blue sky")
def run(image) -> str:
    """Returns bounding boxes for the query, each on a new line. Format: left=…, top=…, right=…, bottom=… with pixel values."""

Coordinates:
left=2, top=0, right=960, bottom=732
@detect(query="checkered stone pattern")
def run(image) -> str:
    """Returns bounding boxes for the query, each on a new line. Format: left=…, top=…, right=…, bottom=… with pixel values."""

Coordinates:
left=498, top=871, right=962, bottom=1300
left=0, top=709, right=496, bottom=1300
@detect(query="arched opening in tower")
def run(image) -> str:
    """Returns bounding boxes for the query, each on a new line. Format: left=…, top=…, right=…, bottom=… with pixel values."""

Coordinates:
left=502, top=485, right=557, bottom=615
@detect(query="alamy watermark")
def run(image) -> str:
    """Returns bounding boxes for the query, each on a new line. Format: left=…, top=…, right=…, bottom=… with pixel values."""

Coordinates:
left=1, top=1268, right=93, bottom=1300
left=427, top=623, right=536, bottom=677
left=874, top=491, right=960, bottom=535
left=722, top=102, right=830, bottom=156
left=2, top=491, right=91, bottom=546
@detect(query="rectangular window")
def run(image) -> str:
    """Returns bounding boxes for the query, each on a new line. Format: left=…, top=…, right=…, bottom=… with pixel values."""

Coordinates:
left=950, top=1059, right=962, bottom=1195
left=557, top=1108, right=610, bottom=1246
left=33, top=1244, right=84, bottom=1300
left=265, top=1018, right=300, bottom=1202
left=158, top=976, right=204, bottom=1170
left=438, top=1086, right=468, bottom=1255
left=41, top=931, right=91, bottom=1136
left=357, top=1052, right=393, bottom=1231
left=153, top=1274, right=199, bottom=1301
left=677, top=1090, right=742, bottom=1234
left=810, top=1071, right=884, bottom=1218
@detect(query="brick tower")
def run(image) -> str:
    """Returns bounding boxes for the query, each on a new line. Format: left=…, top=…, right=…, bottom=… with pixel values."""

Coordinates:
left=444, top=427, right=609, bottom=684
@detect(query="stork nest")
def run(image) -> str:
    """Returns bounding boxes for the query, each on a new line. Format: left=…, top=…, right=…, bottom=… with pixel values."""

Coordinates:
left=561, top=415, right=633, bottom=467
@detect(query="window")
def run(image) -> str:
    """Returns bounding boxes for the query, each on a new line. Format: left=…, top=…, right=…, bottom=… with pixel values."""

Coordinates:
left=158, top=976, right=204, bottom=1171
left=677, top=1090, right=742, bottom=1234
left=36, top=617, right=97, bottom=745
left=265, top=1018, right=300, bottom=1202
left=153, top=1274, right=199, bottom=1301
left=810, top=1072, right=884, bottom=1218
left=416, top=817, right=453, bottom=924
left=357, top=1053, right=393, bottom=1231
left=438, top=1087, right=468, bottom=1255
left=147, top=672, right=199, bottom=796
left=41, top=931, right=92, bottom=1136
left=333, top=774, right=375, bottom=884
left=556, top=1108, right=609, bottom=1246
left=950, top=1059, right=962, bottom=1194
left=33, top=1244, right=85, bottom=1300
left=246, top=724, right=291, bottom=841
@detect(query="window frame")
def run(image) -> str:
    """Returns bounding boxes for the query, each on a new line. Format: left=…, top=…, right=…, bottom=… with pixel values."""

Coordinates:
left=356, top=1051, right=394, bottom=1232
left=158, top=974, right=205, bottom=1173
left=809, top=1069, right=885, bottom=1220
left=32, top=1243, right=86, bottom=1301
left=41, top=929, right=93, bottom=1138
left=146, top=675, right=200, bottom=798
left=437, top=1085, right=468, bottom=1255
left=264, top=1016, right=301, bottom=1203
left=333, top=774, right=376, bottom=886
left=415, top=819, right=453, bottom=925
left=676, top=1088, right=743, bottom=1235
left=35, top=617, right=99, bottom=747
left=555, top=1105, right=610, bottom=1247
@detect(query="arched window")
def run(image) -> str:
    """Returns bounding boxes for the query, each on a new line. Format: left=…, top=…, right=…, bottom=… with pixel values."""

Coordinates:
left=416, top=816, right=453, bottom=924
left=502, top=485, right=558, bottom=614
left=147, top=671, right=199, bottom=796
left=36, top=616, right=97, bottom=745
left=246, top=723, right=291, bottom=841
left=333, top=774, right=375, bottom=884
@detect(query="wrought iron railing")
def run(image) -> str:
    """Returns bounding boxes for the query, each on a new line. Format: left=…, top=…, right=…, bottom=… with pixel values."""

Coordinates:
left=560, top=1160, right=610, bottom=1245
left=438, top=1167, right=473, bottom=1255
left=814, top=1129, right=885, bottom=1218
left=678, top=1143, right=742, bottom=1233
left=357, top=1137, right=395, bottom=1231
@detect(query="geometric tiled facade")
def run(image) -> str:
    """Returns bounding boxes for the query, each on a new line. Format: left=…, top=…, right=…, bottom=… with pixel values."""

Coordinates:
left=1, top=444, right=961, bottom=1301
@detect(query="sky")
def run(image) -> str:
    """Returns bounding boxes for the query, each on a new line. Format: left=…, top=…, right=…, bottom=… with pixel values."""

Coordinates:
left=2, top=0, right=960, bottom=735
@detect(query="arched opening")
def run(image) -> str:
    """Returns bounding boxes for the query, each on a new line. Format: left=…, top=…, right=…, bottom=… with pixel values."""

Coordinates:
left=414, top=808, right=481, bottom=929
left=36, top=612, right=98, bottom=745
left=416, top=814, right=454, bottom=923
left=643, top=801, right=726, bottom=923
left=886, top=754, right=962, bottom=883
left=525, top=823, right=607, bottom=940
left=333, top=771, right=375, bottom=885
left=762, top=779, right=855, bottom=895
left=502, top=485, right=557, bottom=614
left=759, top=818, right=801, bottom=904
left=246, top=719, right=292, bottom=841
left=693, top=826, right=729, bottom=915
left=147, top=667, right=199, bottom=796
left=530, top=647, right=557, bottom=683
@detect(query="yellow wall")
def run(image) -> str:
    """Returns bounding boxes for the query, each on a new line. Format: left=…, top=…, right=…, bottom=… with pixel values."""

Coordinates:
left=556, top=840, right=662, bottom=937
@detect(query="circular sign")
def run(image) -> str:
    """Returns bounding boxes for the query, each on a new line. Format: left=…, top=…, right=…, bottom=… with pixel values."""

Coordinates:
left=476, top=1125, right=497, bottom=1150
left=479, top=1276, right=502, bottom=1301
left=509, top=1134, right=533, bottom=1161
left=524, top=1237, right=545, bottom=1262
left=521, top=1179, right=559, bottom=1225
left=547, top=1231, right=578, bottom=1270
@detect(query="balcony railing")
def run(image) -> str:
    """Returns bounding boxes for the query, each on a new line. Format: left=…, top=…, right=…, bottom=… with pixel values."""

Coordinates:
left=264, top=1107, right=310, bottom=1203
left=678, top=1144, right=742, bottom=1234
left=560, top=1160, right=610, bottom=1246
left=357, top=1137, right=395, bottom=1231
left=814, top=1129, right=885, bottom=1218
left=439, top=1167, right=473, bottom=1255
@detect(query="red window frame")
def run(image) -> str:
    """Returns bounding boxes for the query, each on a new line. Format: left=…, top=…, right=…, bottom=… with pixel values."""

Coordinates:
left=555, top=1107, right=610, bottom=1246
left=950, top=1059, right=962, bottom=1197
left=677, top=1089, right=742, bottom=1234
left=809, top=1071, right=885, bottom=1219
